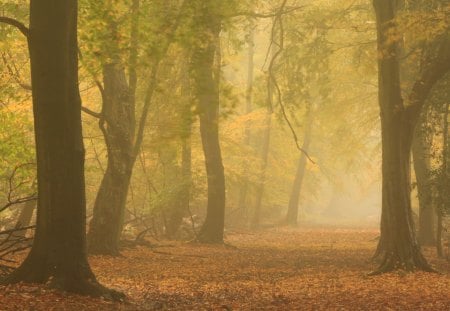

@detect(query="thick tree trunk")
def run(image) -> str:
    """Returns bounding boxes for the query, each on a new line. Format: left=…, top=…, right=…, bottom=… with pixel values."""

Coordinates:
left=412, top=119, right=435, bottom=246
left=372, top=0, right=434, bottom=273
left=284, top=108, right=313, bottom=226
left=87, top=64, right=134, bottom=255
left=191, top=6, right=225, bottom=243
left=5, top=0, right=119, bottom=298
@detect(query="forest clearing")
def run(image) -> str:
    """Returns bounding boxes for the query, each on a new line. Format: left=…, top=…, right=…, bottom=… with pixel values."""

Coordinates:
left=1, top=227, right=450, bottom=310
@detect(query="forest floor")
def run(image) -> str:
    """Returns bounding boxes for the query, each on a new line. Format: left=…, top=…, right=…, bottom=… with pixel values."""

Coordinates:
left=1, top=227, right=450, bottom=310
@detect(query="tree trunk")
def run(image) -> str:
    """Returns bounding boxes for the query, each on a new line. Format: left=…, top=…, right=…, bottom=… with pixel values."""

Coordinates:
left=412, top=118, right=435, bottom=246
left=5, top=0, right=119, bottom=298
left=372, top=0, right=434, bottom=273
left=252, top=80, right=273, bottom=228
left=437, top=101, right=449, bottom=257
left=87, top=0, right=186, bottom=254
left=165, top=134, right=192, bottom=238
left=87, top=64, right=134, bottom=255
left=252, top=115, right=271, bottom=228
left=191, top=5, right=225, bottom=243
left=237, top=25, right=255, bottom=224
left=437, top=211, right=443, bottom=257
left=284, top=107, right=313, bottom=226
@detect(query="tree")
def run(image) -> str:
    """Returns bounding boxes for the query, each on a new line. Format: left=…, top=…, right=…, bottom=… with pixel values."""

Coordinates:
left=85, top=0, right=187, bottom=254
left=190, top=0, right=226, bottom=243
left=236, top=23, right=255, bottom=225
left=434, top=75, right=450, bottom=256
left=372, top=0, right=449, bottom=273
left=165, top=62, right=193, bottom=238
left=285, top=105, right=313, bottom=226
left=0, top=0, right=120, bottom=297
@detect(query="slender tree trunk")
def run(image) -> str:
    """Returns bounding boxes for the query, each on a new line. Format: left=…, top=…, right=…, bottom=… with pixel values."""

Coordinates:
left=284, top=107, right=313, bottom=226
left=191, top=4, right=225, bottom=243
left=5, top=0, right=119, bottom=297
left=252, top=77, right=273, bottom=228
left=412, top=117, right=435, bottom=246
left=237, top=26, right=255, bottom=223
left=252, top=116, right=271, bottom=228
left=437, top=212, right=443, bottom=257
left=166, top=111, right=192, bottom=238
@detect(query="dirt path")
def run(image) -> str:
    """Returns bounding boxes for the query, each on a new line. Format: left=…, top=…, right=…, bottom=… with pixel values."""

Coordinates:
left=1, top=227, right=450, bottom=310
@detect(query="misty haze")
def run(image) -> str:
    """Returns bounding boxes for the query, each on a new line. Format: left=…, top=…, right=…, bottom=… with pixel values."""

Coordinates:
left=0, top=0, right=449, bottom=310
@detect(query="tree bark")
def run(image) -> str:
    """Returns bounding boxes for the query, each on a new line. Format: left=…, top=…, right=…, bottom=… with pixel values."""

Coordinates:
left=372, top=0, right=425, bottom=273
left=87, top=64, right=134, bottom=255
left=191, top=3, right=225, bottom=243
left=5, top=0, right=120, bottom=298
left=372, top=0, right=449, bottom=273
left=284, top=106, right=313, bottom=226
left=87, top=0, right=186, bottom=254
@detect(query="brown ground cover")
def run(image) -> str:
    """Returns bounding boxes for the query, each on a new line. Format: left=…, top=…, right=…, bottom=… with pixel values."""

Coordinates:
left=1, top=227, right=450, bottom=310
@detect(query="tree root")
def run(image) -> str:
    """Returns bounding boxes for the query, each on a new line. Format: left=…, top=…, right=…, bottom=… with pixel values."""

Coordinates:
left=2, top=254, right=125, bottom=301
left=49, top=276, right=125, bottom=301
left=368, top=251, right=438, bottom=276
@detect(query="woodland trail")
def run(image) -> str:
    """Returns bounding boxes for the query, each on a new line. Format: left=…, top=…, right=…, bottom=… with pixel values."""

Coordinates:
left=1, top=227, right=450, bottom=310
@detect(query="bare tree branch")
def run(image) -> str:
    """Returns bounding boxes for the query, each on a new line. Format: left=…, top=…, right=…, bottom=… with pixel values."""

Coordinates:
left=228, top=6, right=306, bottom=18
left=266, top=0, right=315, bottom=164
left=0, top=16, right=29, bottom=37
left=81, top=106, right=102, bottom=118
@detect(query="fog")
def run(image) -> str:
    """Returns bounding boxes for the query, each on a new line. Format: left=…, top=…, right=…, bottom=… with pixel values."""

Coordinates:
left=0, top=0, right=448, bottom=309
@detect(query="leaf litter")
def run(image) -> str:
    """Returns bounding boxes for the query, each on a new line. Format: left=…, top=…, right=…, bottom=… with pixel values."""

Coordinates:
left=1, top=227, right=450, bottom=310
